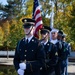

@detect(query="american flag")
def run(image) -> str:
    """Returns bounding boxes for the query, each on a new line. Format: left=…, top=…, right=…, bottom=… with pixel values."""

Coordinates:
left=33, top=0, right=43, bottom=38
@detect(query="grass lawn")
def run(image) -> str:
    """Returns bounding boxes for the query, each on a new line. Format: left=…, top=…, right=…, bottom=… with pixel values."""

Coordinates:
left=0, top=65, right=17, bottom=75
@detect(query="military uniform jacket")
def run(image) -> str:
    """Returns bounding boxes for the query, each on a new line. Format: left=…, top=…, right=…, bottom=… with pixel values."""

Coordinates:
left=44, top=41, right=58, bottom=67
left=13, top=36, right=45, bottom=75
left=61, top=41, right=71, bottom=60
left=56, top=41, right=71, bottom=67
left=55, top=41, right=70, bottom=61
left=55, top=41, right=62, bottom=61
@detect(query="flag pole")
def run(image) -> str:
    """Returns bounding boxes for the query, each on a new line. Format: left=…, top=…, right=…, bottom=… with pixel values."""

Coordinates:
left=32, top=0, right=43, bottom=39
left=49, top=0, right=55, bottom=29
left=49, top=0, right=55, bottom=40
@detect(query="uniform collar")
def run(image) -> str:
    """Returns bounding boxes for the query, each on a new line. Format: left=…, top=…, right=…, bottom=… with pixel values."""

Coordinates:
left=41, top=40, right=48, bottom=45
left=25, top=35, right=33, bottom=42
left=44, top=40, right=48, bottom=45
left=51, top=39, right=58, bottom=44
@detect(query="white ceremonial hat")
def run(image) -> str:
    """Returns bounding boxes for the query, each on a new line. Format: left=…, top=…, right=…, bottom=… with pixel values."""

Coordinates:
left=51, top=28, right=59, bottom=33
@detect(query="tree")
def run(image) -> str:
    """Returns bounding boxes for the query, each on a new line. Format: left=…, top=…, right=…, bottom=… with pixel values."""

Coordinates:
left=0, top=0, right=26, bottom=20
left=0, top=0, right=75, bottom=51
left=68, top=1, right=75, bottom=51
left=7, top=19, right=24, bottom=48
left=0, top=27, right=4, bottom=46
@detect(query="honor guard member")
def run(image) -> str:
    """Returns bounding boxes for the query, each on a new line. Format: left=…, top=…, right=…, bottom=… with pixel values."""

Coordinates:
left=13, top=18, right=45, bottom=75
left=61, top=33, right=71, bottom=75
left=51, top=29, right=63, bottom=75
left=40, top=26, right=58, bottom=75
left=57, top=30, right=69, bottom=75
left=50, top=29, right=59, bottom=44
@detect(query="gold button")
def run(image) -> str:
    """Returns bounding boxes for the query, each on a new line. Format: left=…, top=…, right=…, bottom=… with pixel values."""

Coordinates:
left=32, top=39, right=34, bottom=41
left=24, top=55, right=26, bottom=57
left=25, top=50, right=27, bottom=52
left=32, top=50, right=34, bottom=51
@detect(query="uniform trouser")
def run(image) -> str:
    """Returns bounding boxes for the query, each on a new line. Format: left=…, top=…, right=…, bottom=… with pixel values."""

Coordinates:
left=23, top=70, right=40, bottom=75
left=61, top=66, right=65, bottom=75
left=55, top=61, right=61, bottom=75
left=47, top=67, right=54, bottom=75
left=40, top=66, right=54, bottom=75
left=65, top=59, right=68, bottom=75
left=65, top=65, right=68, bottom=75
left=61, top=59, right=68, bottom=75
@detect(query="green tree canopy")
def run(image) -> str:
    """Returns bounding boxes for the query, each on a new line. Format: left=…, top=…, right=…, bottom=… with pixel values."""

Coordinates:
left=0, top=0, right=75, bottom=51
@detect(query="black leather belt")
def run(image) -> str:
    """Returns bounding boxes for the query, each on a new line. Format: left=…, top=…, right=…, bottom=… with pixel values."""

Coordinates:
left=20, top=60, right=37, bottom=63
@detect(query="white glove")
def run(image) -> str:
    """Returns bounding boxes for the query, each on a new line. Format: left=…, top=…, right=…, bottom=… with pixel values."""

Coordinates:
left=17, top=69, right=24, bottom=75
left=19, top=62, right=26, bottom=70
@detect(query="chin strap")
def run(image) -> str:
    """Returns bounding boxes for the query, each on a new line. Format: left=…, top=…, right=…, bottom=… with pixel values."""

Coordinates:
left=40, top=33, right=48, bottom=42
left=26, top=26, right=33, bottom=35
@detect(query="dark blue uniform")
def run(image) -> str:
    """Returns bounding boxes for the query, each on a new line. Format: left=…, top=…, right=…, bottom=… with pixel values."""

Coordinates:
left=55, top=40, right=71, bottom=75
left=13, top=36, right=45, bottom=75
left=54, top=40, right=63, bottom=75
left=41, top=41, right=58, bottom=75
left=61, top=41, right=71, bottom=75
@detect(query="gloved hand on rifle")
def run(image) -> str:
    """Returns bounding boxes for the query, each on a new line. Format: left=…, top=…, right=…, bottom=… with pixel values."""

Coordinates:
left=17, top=68, right=24, bottom=75
left=19, top=62, right=26, bottom=70
left=17, top=62, right=26, bottom=75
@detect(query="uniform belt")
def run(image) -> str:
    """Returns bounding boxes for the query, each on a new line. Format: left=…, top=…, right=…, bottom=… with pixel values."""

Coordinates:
left=20, top=60, right=37, bottom=63
left=45, top=59, right=50, bottom=63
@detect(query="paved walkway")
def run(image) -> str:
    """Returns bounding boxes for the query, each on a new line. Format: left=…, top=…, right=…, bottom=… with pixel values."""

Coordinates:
left=0, top=58, right=75, bottom=74
left=68, top=62, right=75, bottom=75
left=0, top=58, right=13, bottom=66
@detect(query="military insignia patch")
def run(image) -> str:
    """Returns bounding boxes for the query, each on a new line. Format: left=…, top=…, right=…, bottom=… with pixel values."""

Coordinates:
left=32, top=39, right=34, bottom=41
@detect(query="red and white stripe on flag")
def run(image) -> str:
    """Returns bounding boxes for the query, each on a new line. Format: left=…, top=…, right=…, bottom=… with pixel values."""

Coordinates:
left=33, top=0, right=43, bottom=38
